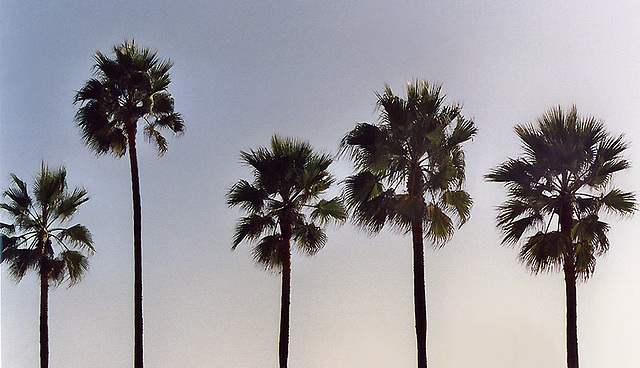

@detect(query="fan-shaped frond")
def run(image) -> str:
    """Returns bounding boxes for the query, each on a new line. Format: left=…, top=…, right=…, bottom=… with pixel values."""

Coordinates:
left=293, top=222, right=326, bottom=255
left=59, top=251, right=90, bottom=286
left=56, top=224, right=95, bottom=252
left=227, top=180, right=267, bottom=213
left=232, top=214, right=276, bottom=249
left=309, top=197, right=347, bottom=225
left=252, top=235, right=283, bottom=271
left=425, top=204, right=454, bottom=244
left=519, top=231, right=566, bottom=274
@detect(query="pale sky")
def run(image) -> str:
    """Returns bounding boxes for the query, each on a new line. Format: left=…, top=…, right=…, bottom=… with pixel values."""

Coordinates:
left=2, top=1, right=640, bottom=367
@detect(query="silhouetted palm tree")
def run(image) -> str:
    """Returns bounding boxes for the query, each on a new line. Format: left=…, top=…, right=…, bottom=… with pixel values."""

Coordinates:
left=227, top=136, right=346, bottom=368
left=1, top=165, right=94, bottom=368
left=341, top=81, right=477, bottom=368
left=73, top=40, right=184, bottom=368
left=486, top=106, right=636, bottom=368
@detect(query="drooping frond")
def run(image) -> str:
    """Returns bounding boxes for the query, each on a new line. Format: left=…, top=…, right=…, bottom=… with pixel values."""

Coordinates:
left=3, top=248, right=40, bottom=281
left=292, top=222, right=327, bottom=255
left=56, top=224, right=95, bottom=252
left=227, top=180, right=268, bottom=213
left=520, top=231, right=566, bottom=274
left=442, top=190, right=473, bottom=225
left=232, top=214, right=276, bottom=249
left=252, top=235, right=283, bottom=271
left=59, top=251, right=90, bottom=286
left=424, top=204, right=454, bottom=244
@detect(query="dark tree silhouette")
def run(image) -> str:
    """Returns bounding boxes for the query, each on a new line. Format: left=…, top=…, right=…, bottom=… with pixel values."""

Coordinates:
left=74, top=40, right=184, bottom=368
left=1, top=165, right=94, bottom=368
left=486, top=106, right=636, bottom=368
left=227, top=136, right=346, bottom=368
left=341, top=80, right=477, bottom=368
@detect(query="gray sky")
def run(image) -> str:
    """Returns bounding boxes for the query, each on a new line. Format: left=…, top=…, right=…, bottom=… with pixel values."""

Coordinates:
left=2, top=1, right=640, bottom=367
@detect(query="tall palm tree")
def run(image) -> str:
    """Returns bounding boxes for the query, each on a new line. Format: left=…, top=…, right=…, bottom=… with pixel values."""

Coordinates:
left=1, top=165, right=94, bottom=368
left=340, top=80, right=477, bottom=368
left=73, top=40, right=184, bottom=368
left=486, top=106, right=636, bottom=368
left=227, top=135, right=346, bottom=368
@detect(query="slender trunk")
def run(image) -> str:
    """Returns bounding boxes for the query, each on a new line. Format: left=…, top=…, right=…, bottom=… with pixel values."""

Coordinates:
left=40, top=271, right=49, bottom=368
left=412, top=220, right=427, bottom=368
left=409, top=165, right=428, bottom=368
left=564, top=256, right=579, bottom=368
left=279, top=219, right=292, bottom=368
left=128, top=127, right=144, bottom=368
left=560, top=199, right=578, bottom=368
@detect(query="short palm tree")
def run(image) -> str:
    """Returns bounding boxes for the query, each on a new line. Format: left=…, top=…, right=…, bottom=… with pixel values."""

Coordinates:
left=340, top=80, right=477, bottom=368
left=227, top=135, right=346, bottom=368
left=1, top=165, right=94, bottom=368
left=73, top=40, right=184, bottom=368
left=486, top=106, right=636, bottom=368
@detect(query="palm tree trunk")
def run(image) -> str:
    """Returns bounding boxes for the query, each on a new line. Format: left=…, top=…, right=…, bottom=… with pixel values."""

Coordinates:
left=564, top=257, right=579, bottom=368
left=412, top=219, right=427, bottom=368
left=409, top=165, right=428, bottom=368
left=560, top=199, right=578, bottom=368
left=127, top=127, right=144, bottom=368
left=279, top=221, right=292, bottom=368
left=40, top=272, right=49, bottom=368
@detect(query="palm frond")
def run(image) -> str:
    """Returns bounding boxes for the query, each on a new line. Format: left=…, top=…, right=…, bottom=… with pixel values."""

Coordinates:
left=293, top=222, right=326, bottom=255
left=252, top=235, right=283, bottom=271
left=3, top=248, right=41, bottom=281
left=59, top=251, right=90, bottom=286
left=442, top=190, right=473, bottom=225
left=232, top=214, right=276, bottom=249
left=309, top=197, right=346, bottom=225
left=56, top=224, right=95, bottom=252
left=55, top=187, right=89, bottom=221
left=425, top=204, right=454, bottom=244
left=227, top=180, right=267, bottom=213
left=519, top=231, right=566, bottom=274
left=599, top=189, right=636, bottom=215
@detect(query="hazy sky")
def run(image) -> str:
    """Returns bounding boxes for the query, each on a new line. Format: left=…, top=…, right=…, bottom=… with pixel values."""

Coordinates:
left=3, top=1, right=640, bottom=367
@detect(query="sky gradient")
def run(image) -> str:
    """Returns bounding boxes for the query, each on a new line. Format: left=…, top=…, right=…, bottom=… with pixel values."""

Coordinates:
left=2, top=1, right=640, bottom=367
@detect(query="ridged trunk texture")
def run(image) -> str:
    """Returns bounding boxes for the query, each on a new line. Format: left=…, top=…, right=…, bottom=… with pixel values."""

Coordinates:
left=128, top=127, right=144, bottom=368
left=40, top=272, right=49, bottom=368
left=279, top=218, right=292, bottom=368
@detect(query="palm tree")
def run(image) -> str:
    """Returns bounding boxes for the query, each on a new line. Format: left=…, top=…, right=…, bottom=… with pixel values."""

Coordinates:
left=486, top=106, right=636, bottom=368
left=340, top=80, right=477, bottom=368
left=227, top=135, right=346, bottom=368
left=1, top=165, right=94, bottom=368
left=73, top=40, right=184, bottom=368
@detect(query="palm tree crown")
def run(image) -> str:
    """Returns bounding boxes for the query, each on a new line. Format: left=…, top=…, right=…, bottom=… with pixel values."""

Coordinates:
left=1, top=165, right=94, bottom=284
left=340, top=80, right=477, bottom=368
left=74, top=40, right=184, bottom=156
left=486, top=106, right=635, bottom=278
left=341, top=81, right=477, bottom=239
left=228, top=135, right=346, bottom=269
left=227, top=135, right=345, bottom=368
